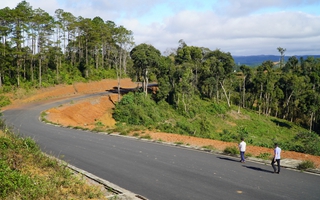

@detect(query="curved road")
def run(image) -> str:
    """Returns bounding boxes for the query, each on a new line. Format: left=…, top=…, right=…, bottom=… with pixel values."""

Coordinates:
left=2, top=92, right=320, bottom=200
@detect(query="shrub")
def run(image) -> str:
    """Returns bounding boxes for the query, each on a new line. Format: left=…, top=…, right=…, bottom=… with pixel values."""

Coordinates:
left=23, top=137, right=39, bottom=152
left=223, top=146, right=239, bottom=155
left=0, top=137, right=14, bottom=150
left=256, top=152, right=271, bottom=160
left=140, top=134, right=152, bottom=140
left=0, top=95, right=11, bottom=107
left=133, top=132, right=140, bottom=137
left=293, top=132, right=320, bottom=156
left=297, top=160, right=316, bottom=170
left=174, top=141, right=184, bottom=145
left=95, top=121, right=104, bottom=127
left=246, top=152, right=253, bottom=157
left=220, top=130, right=238, bottom=142
left=176, top=120, right=195, bottom=135
left=204, top=102, right=228, bottom=115
left=237, top=126, right=249, bottom=141
left=119, top=131, right=129, bottom=135
left=202, top=145, right=216, bottom=151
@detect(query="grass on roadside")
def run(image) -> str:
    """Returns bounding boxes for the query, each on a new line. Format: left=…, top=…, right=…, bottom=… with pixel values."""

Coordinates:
left=297, top=160, right=316, bottom=170
left=0, top=121, right=107, bottom=200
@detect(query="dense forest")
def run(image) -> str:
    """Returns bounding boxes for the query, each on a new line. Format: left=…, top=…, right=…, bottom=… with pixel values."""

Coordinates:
left=1, top=1, right=320, bottom=135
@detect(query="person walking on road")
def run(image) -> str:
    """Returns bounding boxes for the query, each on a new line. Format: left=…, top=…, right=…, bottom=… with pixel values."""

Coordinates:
left=271, top=143, right=281, bottom=174
left=239, top=138, right=246, bottom=163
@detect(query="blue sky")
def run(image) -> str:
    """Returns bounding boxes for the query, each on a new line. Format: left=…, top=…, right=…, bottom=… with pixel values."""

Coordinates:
left=2, top=0, right=320, bottom=56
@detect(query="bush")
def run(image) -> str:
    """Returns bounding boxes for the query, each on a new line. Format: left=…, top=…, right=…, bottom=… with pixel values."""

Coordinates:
left=205, top=102, right=228, bottom=115
left=0, top=137, right=14, bottom=150
left=246, top=152, right=253, bottom=157
left=220, top=130, right=238, bottom=142
left=293, top=132, right=320, bottom=156
left=297, top=160, right=316, bottom=170
left=202, top=145, right=216, bottom=151
left=176, top=120, right=196, bottom=135
left=23, top=137, right=39, bottom=152
left=0, top=95, right=11, bottom=107
left=237, top=126, right=249, bottom=141
left=114, top=92, right=155, bottom=125
left=223, top=146, right=239, bottom=155
left=140, top=134, right=152, bottom=140
left=256, top=152, right=271, bottom=160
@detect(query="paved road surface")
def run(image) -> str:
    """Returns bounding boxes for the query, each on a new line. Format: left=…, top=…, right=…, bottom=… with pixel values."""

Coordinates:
left=2, top=92, right=320, bottom=200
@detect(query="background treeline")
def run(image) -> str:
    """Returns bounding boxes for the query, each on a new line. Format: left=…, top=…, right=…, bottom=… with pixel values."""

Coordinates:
left=112, top=40, right=320, bottom=156
left=0, top=0, right=133, bottom=90
left=1, top=2, right=319, bottom=143
left=125, top=40, right=320, bottom=135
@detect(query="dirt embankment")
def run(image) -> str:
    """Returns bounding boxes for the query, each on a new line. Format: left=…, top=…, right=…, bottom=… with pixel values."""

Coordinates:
left=4, top=79, right=320, bottom=168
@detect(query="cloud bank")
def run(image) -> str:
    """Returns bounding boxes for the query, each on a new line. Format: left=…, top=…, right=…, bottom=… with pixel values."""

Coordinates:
left=2, top=0, right=320, bottom=56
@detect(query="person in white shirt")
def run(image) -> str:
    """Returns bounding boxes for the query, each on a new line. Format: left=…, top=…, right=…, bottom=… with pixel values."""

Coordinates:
left=271, top=143, right=281, bottom=174
left=239, top=138, right=246, bottom=163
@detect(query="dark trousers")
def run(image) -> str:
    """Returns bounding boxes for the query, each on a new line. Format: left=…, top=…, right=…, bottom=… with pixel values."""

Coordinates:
left=271, top=158, right=280, bottom=173
left=240, top=151, right=245, bottom=162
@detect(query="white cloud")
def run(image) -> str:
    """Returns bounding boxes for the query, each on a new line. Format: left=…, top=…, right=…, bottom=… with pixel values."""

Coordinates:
left=217, top=0, right=320, bottom=16
left=126, top=8, right=320, bottom=55
left=1, top=0, right=320, bottom=55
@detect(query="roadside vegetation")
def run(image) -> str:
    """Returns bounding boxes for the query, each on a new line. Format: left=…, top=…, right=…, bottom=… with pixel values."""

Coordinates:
left=113, top=92, right=320, bottom=157
left=0, top=120, right=107, bottom=200
left=297, top=160, right=316, bottom=170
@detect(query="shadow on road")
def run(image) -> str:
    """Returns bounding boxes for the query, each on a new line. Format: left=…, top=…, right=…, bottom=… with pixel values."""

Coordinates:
left=244, top=166, right=274, bottom=173
left=217, top=156, right=240, bottom=163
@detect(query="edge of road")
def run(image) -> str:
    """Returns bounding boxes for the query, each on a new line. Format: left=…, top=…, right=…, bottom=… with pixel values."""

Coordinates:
left=47, top=153, right=148, bottom=200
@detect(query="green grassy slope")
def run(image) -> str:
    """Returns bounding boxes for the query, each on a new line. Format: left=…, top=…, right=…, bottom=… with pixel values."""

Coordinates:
left=113, top=92, right=320, bottom=155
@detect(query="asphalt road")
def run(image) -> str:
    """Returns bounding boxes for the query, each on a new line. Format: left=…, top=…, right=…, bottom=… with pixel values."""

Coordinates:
left=2, top=92, right=320, bottom=200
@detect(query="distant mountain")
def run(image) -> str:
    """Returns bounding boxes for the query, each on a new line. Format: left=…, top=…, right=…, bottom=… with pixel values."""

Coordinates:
left=233, top=55, right=320, bottom=67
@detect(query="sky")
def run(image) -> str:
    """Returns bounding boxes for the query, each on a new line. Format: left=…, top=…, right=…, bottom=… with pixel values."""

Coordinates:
left=2, top=0, right=320, bottom=56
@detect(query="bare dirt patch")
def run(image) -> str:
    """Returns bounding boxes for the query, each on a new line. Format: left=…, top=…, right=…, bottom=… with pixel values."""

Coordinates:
left=46, top=94, right=118, bottom=129
left=5, top=79, right=320, bottom=168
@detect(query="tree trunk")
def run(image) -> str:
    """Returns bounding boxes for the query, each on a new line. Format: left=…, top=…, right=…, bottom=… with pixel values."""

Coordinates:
left=39, top=56, right=42, bottom=87
left=117, top=50, right=122, bottom=102
left=242, top=75, right=246, bottom=108
left=309, top=112, right=313, bottom=133
left=102, top=43, right=105, bottom=68
left=220, top=81, right=231, bottom=108
left=259, top=83, right=263, bottom=115
left=95, top=46, right=99, bottom=69
left=182, top=93, right=187, bottom=112
left=284, top=91, right=293, bottom=119
left=216, top=77, right=219, bottom=100
left=123, top=51, right=127, bottom=74
left=144, top=68, right=149, bottom=96
left=17, top=62, right=20, bottom=87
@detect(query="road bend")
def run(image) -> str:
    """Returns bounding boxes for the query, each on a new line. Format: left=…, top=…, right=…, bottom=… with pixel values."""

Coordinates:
left=2, top=92, right=320, bottom=200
